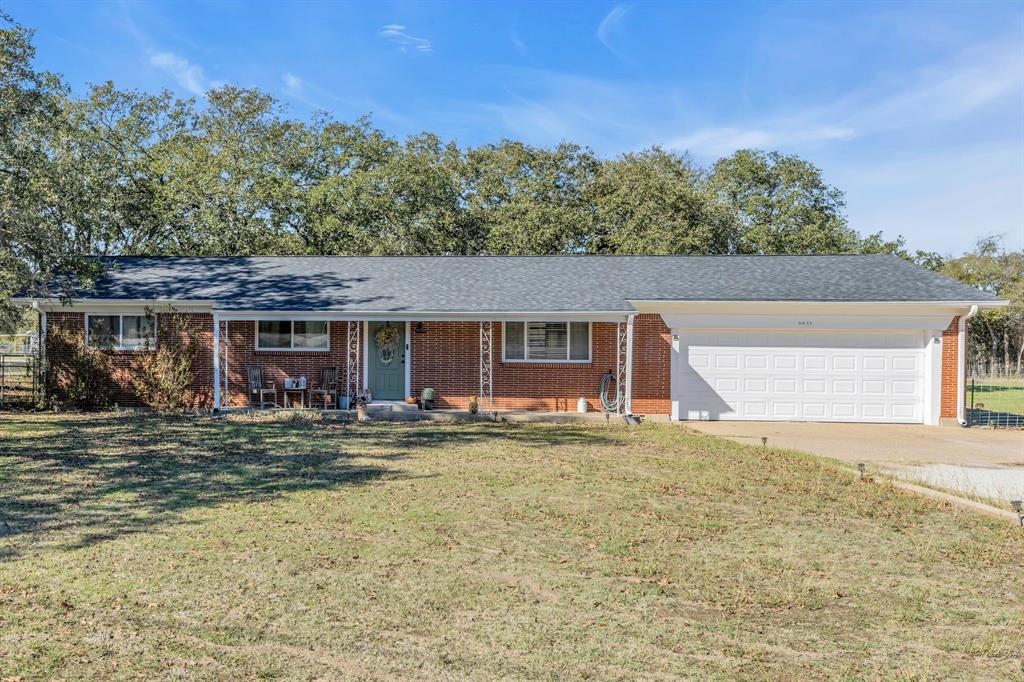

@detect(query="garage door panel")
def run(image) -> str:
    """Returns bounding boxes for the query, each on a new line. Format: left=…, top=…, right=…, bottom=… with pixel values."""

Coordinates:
left=832, top=356, right=856, bottom=371
left=774, top=355, right=798, bottom=370
left=744, top=402, right=768, bottom=418
left=802, top=355, right=827, bottom=370
left=892, top=356, right=918, bottom=372
left=892, top=403, right=918, bottom=419
left=803, top=402, right=827, bottom=418
left=744, top=378, right=768, bottom=392
left=680, top=331, right=925, bottom=424
left=803, top=379, right=827, bottom=393
left=831, top=403, right=857, bottom=418
left=715, top=355, right=739, bottom=369
left=715, top=377, right=739, bottom=392
left=833, top=379, right=856, bottom=394
left=892, top=380, right=918, bottom=395
left=862, top=356, right=886, bottom=371
left=744, top=355, right=768, bottom=369
left=862, top=380, right=886, bottom=395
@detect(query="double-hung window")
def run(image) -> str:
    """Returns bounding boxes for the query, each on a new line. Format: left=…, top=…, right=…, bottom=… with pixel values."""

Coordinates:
left=256, top=320, right=330, bottom=351
left=85, top=314, right=156, bottom=350
left=502, top=322, right=590, bottom=362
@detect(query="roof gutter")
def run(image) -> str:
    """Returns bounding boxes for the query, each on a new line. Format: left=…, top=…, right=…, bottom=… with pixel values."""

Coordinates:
left=628, top=299, right=1008, bottom=307
left=957, top=305, right=979, bottom=427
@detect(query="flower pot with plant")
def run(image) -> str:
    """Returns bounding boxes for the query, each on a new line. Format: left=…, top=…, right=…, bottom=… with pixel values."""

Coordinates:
left=420, top=387, right=436, bottom=410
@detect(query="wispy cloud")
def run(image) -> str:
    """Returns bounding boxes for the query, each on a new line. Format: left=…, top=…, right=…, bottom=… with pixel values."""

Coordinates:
left=279, top=71, right=410, bottom=125
left=596, top=5, right=631, bottom=61
left=668, top=126, right=857, bottom=157
left=450, top=68, right=679, bottom=151
left=510, top=29, right=528, bottom=57
left=379, top=24, right=433, bottom=54
left=281, top=71, right=319, bottom=108
left=282, top=72, right=303, bottom=96
left=147, top=50, right=210, bottom=96
left=667, top=43, right=1024, bottom=157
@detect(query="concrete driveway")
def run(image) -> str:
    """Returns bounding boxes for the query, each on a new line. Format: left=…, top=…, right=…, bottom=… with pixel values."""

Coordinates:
left=685, top=421, right=1023, bottom=467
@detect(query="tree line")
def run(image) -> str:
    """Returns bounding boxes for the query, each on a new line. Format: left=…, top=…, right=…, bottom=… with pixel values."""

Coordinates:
left=1, top=16, right=1020, bottom=372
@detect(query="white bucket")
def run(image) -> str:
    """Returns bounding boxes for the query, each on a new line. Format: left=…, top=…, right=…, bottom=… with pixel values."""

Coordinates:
left=577, top=397, right=588, bottom=413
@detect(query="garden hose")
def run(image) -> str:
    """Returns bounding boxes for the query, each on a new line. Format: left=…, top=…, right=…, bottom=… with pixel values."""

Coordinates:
left=599, top=370, right=618, bottom=412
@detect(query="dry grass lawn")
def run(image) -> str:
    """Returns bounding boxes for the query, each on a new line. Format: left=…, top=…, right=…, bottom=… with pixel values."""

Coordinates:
left=0, top=412, right=1021, bottom=680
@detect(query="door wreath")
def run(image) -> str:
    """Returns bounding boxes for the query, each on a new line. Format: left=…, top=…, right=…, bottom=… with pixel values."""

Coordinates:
left=375, top=324, right=400, bottom=365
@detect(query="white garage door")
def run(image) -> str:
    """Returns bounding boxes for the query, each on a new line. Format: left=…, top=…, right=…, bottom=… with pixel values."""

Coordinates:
left=680, top=331, right=925, bottom=423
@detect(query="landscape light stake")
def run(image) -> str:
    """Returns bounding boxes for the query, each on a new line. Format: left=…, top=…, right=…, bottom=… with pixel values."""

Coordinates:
left=857, top=463, right=866, bottom=479
left=1012, top=500, right=1023, bottom=527
left=760, top=436, right=767, bottom=447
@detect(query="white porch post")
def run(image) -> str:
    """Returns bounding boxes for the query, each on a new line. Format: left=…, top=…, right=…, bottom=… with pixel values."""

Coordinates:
left=212, top=312, right=221, bottom=411
left=38, top=306, right=47, bottom=405
left=222, top=320, right=229, bottom=406
left=480, top=321, right=493, bottom=410
left=615, top=321, right=627, bottom=414
left=346, top=320, right=361, bottom=408
left=624, top=313, right=635, bottom=415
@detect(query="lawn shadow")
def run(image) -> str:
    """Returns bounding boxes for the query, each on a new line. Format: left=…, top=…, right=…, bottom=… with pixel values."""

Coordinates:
left=0, top=413, right=619, bottom=557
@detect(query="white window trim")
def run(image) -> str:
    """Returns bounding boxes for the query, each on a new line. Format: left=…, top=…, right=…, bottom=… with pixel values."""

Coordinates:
left=84, top=313, right=157, bottom=351
left=254, top=320, right=331, bottom=352
left=501, top=321, right=592, bottom=364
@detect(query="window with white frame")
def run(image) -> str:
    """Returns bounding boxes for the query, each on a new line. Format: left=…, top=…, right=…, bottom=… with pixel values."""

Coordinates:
left=85, top=314, right=156, bottom=350
left=502, top=322, right=591, bottom=362
left=256, top=320, right=330, bottom=350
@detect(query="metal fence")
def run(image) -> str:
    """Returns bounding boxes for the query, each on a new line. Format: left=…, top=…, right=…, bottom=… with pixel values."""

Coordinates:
left=967, top=371, right=1024, bottom=428
left=0, top=353, right=40, bottom=409
left=0, top=333, right=36, bottom=355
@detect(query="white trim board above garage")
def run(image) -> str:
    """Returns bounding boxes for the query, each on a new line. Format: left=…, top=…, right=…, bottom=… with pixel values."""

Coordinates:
left=647, top=301, right=979, bottom=333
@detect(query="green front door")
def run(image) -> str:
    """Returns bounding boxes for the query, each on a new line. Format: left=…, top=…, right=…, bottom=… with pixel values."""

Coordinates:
left=367, top=321, right=406, bottom=400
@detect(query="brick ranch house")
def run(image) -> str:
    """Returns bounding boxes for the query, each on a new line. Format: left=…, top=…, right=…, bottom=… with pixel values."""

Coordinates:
left=15, top=255, right=1004, bottom=425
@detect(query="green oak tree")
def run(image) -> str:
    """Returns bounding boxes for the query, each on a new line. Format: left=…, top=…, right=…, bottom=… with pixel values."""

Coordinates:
left=709, top=149, right=859, bottom=254
left=462, top=141, right=598, bottom=254
left=588, top=147, right=737, bottom=254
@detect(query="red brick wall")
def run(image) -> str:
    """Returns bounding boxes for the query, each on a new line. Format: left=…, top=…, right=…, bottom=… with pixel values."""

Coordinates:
left=940, top=316, right=960, bottom=419
left=224, top=321, right=355, bottom=407
left=409, top=314, right=671, bottom=413
left=631, top=314, right=672, bottom=414
left=46, top=314, right=673, bottom=414
left=45, top=312, right=212, bottom=408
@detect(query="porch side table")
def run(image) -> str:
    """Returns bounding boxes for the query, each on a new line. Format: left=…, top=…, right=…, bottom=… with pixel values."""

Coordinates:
left=282, top=388, right=307, bottom=409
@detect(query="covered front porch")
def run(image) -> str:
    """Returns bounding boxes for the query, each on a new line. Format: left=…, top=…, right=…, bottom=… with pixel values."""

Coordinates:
left=210, top=313, right=644, bottom=416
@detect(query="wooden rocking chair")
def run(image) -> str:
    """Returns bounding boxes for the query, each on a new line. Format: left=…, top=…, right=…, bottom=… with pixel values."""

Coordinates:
left=309, top=366, right=340, bottom=410
left=246, top=366, right=279, bottom=408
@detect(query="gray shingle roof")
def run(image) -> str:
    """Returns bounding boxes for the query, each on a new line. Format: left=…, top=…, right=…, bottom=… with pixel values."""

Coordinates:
left=51, top=255, right=998, bottom=312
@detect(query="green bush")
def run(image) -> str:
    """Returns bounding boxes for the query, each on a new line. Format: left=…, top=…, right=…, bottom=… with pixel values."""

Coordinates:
left=133, top=309, right=200, bottom=413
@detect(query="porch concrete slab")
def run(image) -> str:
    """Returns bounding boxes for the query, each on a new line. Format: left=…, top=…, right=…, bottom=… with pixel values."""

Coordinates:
left=684, top=421, right=1024, bottom=467
left=421, top=409, right=671, bottom=424
left=222, top=406, right=670, bottom=425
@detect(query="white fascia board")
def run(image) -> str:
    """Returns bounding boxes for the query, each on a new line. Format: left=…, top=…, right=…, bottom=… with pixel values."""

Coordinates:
left=215, top=310, right=631, bottom=322
left=15, top=298, right=216, bottom=314
left=628, top=300, right=1007, bottom=316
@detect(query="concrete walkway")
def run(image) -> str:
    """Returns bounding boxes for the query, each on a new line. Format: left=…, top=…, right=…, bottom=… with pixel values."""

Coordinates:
left=684, top=421, right=1023, bottom=467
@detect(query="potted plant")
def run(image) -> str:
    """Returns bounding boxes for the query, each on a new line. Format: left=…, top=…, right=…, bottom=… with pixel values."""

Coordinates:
left=420, top=387, right=436, bottom=410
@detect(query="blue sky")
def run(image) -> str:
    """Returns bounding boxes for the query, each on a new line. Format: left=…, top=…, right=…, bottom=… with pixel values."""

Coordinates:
left=9, top=0, right=1024, bottom=255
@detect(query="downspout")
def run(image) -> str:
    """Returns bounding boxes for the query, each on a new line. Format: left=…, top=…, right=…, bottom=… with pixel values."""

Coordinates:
left=624, top=313, right=635, bottom=417
left=212, top=311, right=221, bottom=412
left=956, top=305, right=978, bottom=427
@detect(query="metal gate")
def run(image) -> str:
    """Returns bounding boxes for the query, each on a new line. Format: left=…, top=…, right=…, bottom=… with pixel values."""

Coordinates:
left=0, top=353, right=40, bottom=409
left=968, top=374, right=1024, bottom=428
